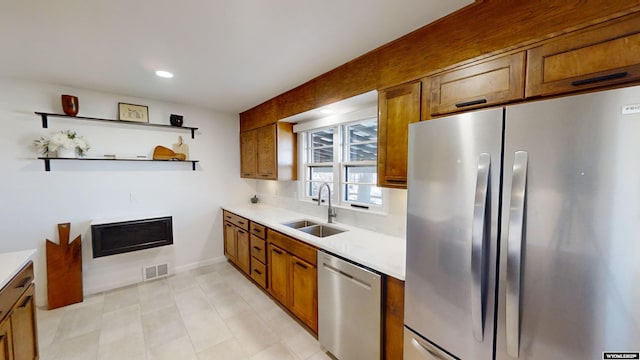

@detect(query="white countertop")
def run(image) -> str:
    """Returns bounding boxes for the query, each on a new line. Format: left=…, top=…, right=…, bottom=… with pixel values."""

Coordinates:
left=0, top=249, right=37, bottom=290
left=223, top=204, right=406, bottom=280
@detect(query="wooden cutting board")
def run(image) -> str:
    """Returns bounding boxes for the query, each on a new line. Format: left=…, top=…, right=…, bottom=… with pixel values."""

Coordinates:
left=46, top=223, right=83, bottom=309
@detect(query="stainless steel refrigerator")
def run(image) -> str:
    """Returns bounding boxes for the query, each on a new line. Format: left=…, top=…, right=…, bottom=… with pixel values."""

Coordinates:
left=404, top=85, right=640, bottom=360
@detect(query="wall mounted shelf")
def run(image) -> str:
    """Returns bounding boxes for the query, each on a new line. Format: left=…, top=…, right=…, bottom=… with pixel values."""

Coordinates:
left=38, top=157, right=199, bottom=171
left=35, top=112, right=199, bottom=139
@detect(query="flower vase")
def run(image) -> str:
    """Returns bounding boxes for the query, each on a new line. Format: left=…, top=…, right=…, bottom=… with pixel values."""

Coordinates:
left=56, top=147, right=76, bottom=158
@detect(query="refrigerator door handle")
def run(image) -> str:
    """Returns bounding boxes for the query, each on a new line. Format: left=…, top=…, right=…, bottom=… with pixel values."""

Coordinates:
left=471, top=153, right=491, bottom=342
left=506, top=151, right=528, bottom=358
left=409, top=335, right=457, bottom=360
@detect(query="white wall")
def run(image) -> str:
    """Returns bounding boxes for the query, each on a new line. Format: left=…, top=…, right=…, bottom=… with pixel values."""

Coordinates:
left=0, top=78, right=255, bottom=305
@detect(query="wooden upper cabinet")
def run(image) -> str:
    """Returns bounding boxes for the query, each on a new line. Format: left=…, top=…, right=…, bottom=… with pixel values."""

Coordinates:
left=240, top=123, right=297, bottom=181
left=378, top=81, right=421, bottom=189
left=240, top=130, right=257, bottom=178
left=428, top=52, right=525, bottom=116
left=526, top=13, right=640, bottom=97
left=256, top=124, right=277, bottom=178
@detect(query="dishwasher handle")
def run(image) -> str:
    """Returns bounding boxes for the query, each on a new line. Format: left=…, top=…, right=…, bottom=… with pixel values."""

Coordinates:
left=322, top=262, right=373, bottom=290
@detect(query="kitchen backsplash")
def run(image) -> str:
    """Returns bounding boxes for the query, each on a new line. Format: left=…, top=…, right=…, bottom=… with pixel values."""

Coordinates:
left=255, top=180, right=407, bottom=238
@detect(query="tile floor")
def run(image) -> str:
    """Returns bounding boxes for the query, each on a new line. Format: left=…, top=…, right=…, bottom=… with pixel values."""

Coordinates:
left=36, top=261, right=332, bottom=360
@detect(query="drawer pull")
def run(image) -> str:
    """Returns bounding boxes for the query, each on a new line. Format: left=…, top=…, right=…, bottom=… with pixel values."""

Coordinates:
left=259, top=174, right=271, bottom=177
left=455, top=99, right=488, bottom=108
left=254, top=269, right=262, bottom=275
left=17, top=276, right=32, bottom=288
left=295, top=261, right=308, bottom=269
left=238, top=230, right=246, bottom=234
left=253, top=246, right=262, bottom=251
left=386, top=179, right=406, bottom=183
left=571, top=72, right=628, bottom=86
left=252, top=228, right=262, bottom=233
left=242, top=173, right=252, bottom=176
left=273, top=248, right=283, bottom=255
left=19, top=295, right=32, bottom=309
left=238, top=221, right=245, bottom=225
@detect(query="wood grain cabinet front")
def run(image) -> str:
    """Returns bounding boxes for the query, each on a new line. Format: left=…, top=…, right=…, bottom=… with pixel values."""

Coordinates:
left=0, top=262, right=38, bottom=360
left=427, top=52, right=525, bottom=116
left=223, top=211, right=251, bottom=275
left=267, top=230, right=318, bottom=333
left=526, top=13, right=640, bottom=97
left=239, top=123, right=297, bottom=181
left=0, top=318, right=12, bottom=360
left=377, top=81, right=421, bottom=189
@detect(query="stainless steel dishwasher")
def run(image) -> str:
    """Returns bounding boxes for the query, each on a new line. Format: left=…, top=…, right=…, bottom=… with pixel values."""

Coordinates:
left=318, top=250, right=382, bottom=360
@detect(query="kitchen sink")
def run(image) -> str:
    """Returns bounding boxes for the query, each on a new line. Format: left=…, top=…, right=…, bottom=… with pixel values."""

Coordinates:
left=282, top=220, right=346, bottom=238
left=298, top=224, right=346, bottom=238
left=282, top=220, right=318, bottom=229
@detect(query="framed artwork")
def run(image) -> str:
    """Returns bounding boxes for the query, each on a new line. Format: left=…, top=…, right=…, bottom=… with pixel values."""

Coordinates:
left=118, top=103, right=149, bottom=123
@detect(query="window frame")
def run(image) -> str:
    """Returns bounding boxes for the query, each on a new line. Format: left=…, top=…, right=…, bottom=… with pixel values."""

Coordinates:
left=300, top=117, right=383, bottom=210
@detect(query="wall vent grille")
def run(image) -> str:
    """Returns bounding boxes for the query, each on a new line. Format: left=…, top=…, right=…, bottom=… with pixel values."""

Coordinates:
left=143, top=264, right=169, bottom=281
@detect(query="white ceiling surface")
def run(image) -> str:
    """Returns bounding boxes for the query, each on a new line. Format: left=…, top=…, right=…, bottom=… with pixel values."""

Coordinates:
left=0, top=0, right=472, bottom=114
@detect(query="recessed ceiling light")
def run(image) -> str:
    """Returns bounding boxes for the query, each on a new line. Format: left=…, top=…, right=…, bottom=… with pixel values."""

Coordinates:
left=320, top=109, right=334, bottom=114
left=155, top=70, right=174, bottom=78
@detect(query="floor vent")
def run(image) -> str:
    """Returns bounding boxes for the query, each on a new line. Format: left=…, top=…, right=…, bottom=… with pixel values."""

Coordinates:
left=143, top=264, right=169, bottom=281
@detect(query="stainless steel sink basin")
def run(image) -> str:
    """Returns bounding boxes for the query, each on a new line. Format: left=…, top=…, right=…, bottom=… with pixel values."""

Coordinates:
left=283, top=220, right=318, bottom=229
left=298, top=224, right=346, bottom=238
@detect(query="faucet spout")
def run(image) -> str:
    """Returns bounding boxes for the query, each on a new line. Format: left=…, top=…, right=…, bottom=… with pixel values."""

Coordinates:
left=317, top=182, right=337, bottom=224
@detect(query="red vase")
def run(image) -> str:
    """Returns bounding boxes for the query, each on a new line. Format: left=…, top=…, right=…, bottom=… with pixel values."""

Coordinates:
left=61, top=95, right=79, bottom=116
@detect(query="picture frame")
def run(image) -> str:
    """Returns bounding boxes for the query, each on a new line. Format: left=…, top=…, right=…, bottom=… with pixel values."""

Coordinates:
left=118, top=103, right=149, bottom=123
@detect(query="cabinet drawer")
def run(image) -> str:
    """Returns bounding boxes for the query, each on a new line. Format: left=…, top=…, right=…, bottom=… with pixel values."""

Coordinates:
left=250, top=222, right=266, bottom=239
left=222, top=210, right=249, bottom=231
left=429, top=52, right=525, bottom=116
left=526, top=13, right=640, bottom=97
left=0, top=262, right=34, bottom=323
left=250, top=235, right=267, bottom=264
left=267, top=230, right=317, bottom=266
left=250, top=260, right=267, bottom=289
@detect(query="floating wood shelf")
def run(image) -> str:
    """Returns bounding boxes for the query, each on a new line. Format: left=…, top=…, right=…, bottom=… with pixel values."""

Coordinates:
left=35, top=112, right=199, bottom=139
left=38, top=157, right=199, bottom=171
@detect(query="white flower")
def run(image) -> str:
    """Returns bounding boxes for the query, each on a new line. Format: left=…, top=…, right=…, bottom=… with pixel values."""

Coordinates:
left=34, top=130, right=90, bottom=156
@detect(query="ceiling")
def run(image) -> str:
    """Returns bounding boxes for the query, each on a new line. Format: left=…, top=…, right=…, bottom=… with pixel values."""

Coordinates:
left=0, top=0, right=472, bottom=114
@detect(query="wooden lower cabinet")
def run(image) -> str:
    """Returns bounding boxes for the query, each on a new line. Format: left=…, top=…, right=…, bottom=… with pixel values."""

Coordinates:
left=268, top=244, right=290, bottom=306
left=0, top=262, right=38, bottom=360
left=0, top=319, right=12, bottom=360
left=384, top=276, right=405, bottom=360
left=223, top=211, right=251, bottom=276
left=289, top=256, right=317, bottom=332
left=267, top=234, right=318, bottom=333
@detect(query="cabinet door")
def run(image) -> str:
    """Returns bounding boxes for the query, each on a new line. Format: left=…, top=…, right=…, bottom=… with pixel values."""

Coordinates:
left=268, top=244, right=290, bottom=306
left=11, top=285, right=37, bottom=360
left=236, top=228, right=251, bottom=275
left=240, top=130, right=257, bottom=178
left=0, top=318, right=13, bottom=360
left=526, top=13, right=640, bottom=97
left=290, top=256, right=317, bottom=332
left=256, top=124, right=277, bottom=179
left=224, top=221, right=237, bottom=263
left=429, top=52, right=525, bottom=115
left=377, top=81, right=421, bottom=189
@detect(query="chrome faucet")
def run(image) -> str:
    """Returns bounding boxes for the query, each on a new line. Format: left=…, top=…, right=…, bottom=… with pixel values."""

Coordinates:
left=317, top=182, right=337, bottom=223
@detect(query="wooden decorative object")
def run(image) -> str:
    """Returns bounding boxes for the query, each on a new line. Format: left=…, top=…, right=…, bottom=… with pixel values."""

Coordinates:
left=172, top=136, right=189, bottom=159
left=153, top=145, right=186, bottom=160
left=46, top=223, right=83, bottom=309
